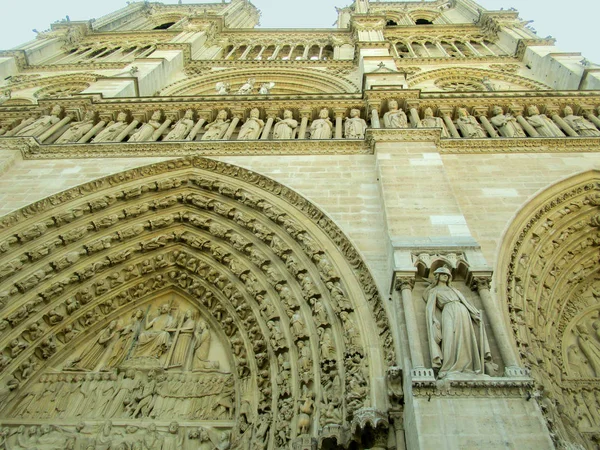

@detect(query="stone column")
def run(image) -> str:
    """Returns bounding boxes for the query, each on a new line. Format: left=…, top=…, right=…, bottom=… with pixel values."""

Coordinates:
left=39, top=116, right=72, bottom=143
left=223, top=112, right=242, bottom=140
left=440, top=109, right=460, bottom=138
left=585, top=111, right=600, bottom=129
left=79, top=120, right=106, bottom=143
left=116, top=120, right=139, bottom=142
left=470, top=275, right=521, bottom=371
left=409, top=108, right=421, bottom=128
left=334, top=110, right=344, bottom=139
left=510, top=106, right=539, bottom=137
left=298, top=108, right=311, bottom=140
left=370, top=106, right=381, bottom=129
left=394, top=276, right=425, bottom=369
left=551, top=113, right=578, bottom=137
left=261, top=110, right=276, bottom=140
left=186, top=116, right=207, bottom=141
left=390, top=411, right=406, bottom=450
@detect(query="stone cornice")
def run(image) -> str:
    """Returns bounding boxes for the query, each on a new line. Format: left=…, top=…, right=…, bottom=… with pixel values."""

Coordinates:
left=412, top=377, right=534, bottom=398
left=384, top=23, right=490, bottom=40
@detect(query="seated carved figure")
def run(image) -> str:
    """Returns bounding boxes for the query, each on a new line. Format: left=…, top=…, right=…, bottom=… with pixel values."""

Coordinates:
left=526, top=105, right=564, bottom=137
left=55, top=110, right=96, bottom=144
left=562, top=106, right=600, bottom=136
left=92, top=111, right=129, bottom=143
left=16, top=105, right=63, bottom=138
left=132, top=304, right=174, bottom=359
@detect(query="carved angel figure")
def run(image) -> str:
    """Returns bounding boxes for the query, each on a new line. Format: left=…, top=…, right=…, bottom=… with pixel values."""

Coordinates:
left=273, top=110, right=298, bottom=139
left=424, top=267, right=491, bottom=379
left=237, top=108, right=264, bottom=140
left=54, top=110, right=96, bottom=143
left=215, top=82, right=230, bottom=95
left=236, top=78, right=256, bottom=95
left=16, top=105, right=63, bottom=138
left=259, top=82, right=275, bottom=95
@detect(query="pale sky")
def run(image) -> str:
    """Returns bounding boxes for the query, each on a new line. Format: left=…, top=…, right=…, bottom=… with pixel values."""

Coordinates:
left=1, top=0, right=598, bottom=64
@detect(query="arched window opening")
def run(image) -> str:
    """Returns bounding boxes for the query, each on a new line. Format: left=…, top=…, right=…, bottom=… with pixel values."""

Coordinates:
left=415, top=18, right=433, bottom=25
left=386, top=20, right=398, bottom=26
left=425, top=41, right=442, bottom=57
left=412, top=42, right=427, bottom=57
left=153, top=22, right=175, bottom=30
left=308, top=45, right=321, bottom=60
left=454, top=42, right=473, bottom=57
left=246, top=45, right=262, bottom=60
left=87, top=47, right=108, bottom=59
left=279, top=45, right=291, bottom=60
left=321, top=45, right=334, bottom=60
left=135, top=45, right=152, bottom=56
left=233, top=45, right=247, bottom=60
left=262, top=45, right=276, bottom=60
left=291, top=46, right=304, bottom=60
left=395, top=42, right=410, bottom=58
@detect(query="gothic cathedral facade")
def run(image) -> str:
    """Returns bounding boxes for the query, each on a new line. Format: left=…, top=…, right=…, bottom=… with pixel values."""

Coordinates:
left=0, top=0, right=598, bottom=448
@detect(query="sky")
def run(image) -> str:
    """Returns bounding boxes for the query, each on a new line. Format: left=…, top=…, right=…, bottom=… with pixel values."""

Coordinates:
left=0, top=0, right=599, bottom=64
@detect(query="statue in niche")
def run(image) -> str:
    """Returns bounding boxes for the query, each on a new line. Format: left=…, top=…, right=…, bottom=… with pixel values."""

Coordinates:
left=574, top=322, right=600, bottom=376
left=456, top=108, right=486, bottom=138
left=272, top=110, right=298, bottom=140
left=383, top=99, right=408, bottom=129
left=55, top=110, right=96, bottom=143
left=201, top=110, right=230, bottom=140
left=92, top=111, right=129, bottom=143
left=259, top=82, right=275, bottom=95
left=164, top=109, right=195, bottom=141
left=490, top=106, right=526, bottom=138
left=128, top=110, right=163, bottom=142
left=132, top=304, right=174, bottom=360
left=417, top=107, right=448, bottom=137
left=193, top=318, right=217, bottom=370
left=344, top=109, right=367, bottom=139
left=167, top=310, right=196, bottom=369
left=236, top=78, right=256, bottom=95
left=65, top=321, right=118, bottom=371
left=237, top=108, right=264, bottom=140
left=309, top=108, right=333, bottom=140
left=319, top=327, right=336, bottom=360
left=15, top=105, right=63, bottom=137
left=562, top=106, right=600, bottom=136
left=424, top=267, right=491, bottom=379
left=525, top=105, right=565, bottom=137
left=107, top=309, right=145, bottom=368
left=215, top=82, right=230, bottom=95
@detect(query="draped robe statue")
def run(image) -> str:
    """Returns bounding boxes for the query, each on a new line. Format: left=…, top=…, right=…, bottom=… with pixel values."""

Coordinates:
left=55, top=111, right=95, bottom=143
left=344, top=109, right=367, bottom=139
left=417, top=107, right=449, bottom=137
left=68, top=321, right=117, bottom=371
left=383, top=100, right=408, bottom=129
left=490, top=106, right=526, bottom=137
left=272, top=110, right=298, bottom=139
left=201, top=110, right=230, bottom=140
left=92, top=112, right=129, bottom=143
left=132, top=304, right=174, bottom=359
left=237, top=108, right=264, bottom=140
left=192, top=319, right=214, bottom=370
left=526, top=105, right=565, bottom=137
left=16, top=105, right=63, bottom=138
left=128, top=110, right=162, bottom=142
left=309, top=108, right=333, bottom=140
left=456, top=108, right=486, bottom=138
left=164, top=109, right=195, bottom=141
left=563, top=106, right=600, bottom=136
left=424, top=267, right=491, bottom=379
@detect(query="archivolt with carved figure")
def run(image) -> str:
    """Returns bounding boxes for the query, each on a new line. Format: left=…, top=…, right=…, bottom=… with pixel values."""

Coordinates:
left=0, top=157, right=391, bottom=449
left=496, top=170, right=600, bottom=450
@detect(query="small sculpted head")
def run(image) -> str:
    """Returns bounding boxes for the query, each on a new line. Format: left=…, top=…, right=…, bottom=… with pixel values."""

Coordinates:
left=528, top=105, right=540, bottom=116
left=117, top=111, right=128, bottom=122
left=457, top=108, right=468, bottom=118
left=217, top=109, right=228, bottom=120
left=319, top=108, right=329, bottom=119
left=51, top=105, right=63, bottom=116
left=84, top=110, right=96, bottom=121
left=283, top=110, right=293, bottom=119
left=184, top=109, right=194, bottom=119
left=424, top=107, right=434, bottom=118
left=563, top=106, right=574, bottom=116
left=350, top=108, right=360, bottom=118
left=388, top=99, right=398, bottom=111
left=249, top=108, right=260, bottom=119
left=433, top=266, right=452, bottom=285
left=492, top=106, right=503, bottom=116
left=151, top=110, right=162, bottom=120
left=169, top=422, right=179, bottom=433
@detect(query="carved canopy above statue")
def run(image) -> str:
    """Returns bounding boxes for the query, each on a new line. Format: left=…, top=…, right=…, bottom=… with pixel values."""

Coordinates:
left=496, top=170, right=600, bottom=449
left=0, top=157, right=392, bottom=449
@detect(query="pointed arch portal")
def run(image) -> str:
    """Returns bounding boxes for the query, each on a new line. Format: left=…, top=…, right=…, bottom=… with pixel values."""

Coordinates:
left=496, top=170, right=600, bottom=449
left=0, top=157, right=393, bottom=449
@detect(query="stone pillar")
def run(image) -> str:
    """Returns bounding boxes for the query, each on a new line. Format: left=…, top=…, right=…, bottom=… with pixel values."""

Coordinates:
left=334, top=110, right=344, bottom=139
left=79, top=121, right=106, bottom=143
left=510, top=106, right=539, bottom=137
left=370, top=107, right=381, bottom=129
left=223, top=112, right=242, bottom=140
left=470, top=275, right=521, bottom=371
left=186, top=116, right=207, bottom=141
left=38, top=116, right=72, bottom=143
left=390, top=411, right=406, bottom=450
left=440, top=109, right=461, bottom=138
left=585, top=111, right=600, bottom=129
left=409, top=108, right=421, bottom=128
left=116, top=120, right=139, bottom=142
left=298, top=109, right=311, bottom=140
left=551, top=113, right=578, bottom=137
left=394, top=276, right=425, bottom=369
left=261, top=110, right=276, bottom=139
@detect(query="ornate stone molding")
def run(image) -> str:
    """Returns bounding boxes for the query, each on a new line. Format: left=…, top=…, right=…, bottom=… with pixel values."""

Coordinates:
left=412, top=377, right=534, bottom=398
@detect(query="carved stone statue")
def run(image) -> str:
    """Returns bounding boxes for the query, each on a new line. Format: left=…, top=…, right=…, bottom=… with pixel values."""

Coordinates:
left=417, top=107, right=448, bottom=137
left=92, top=112, right=129, bottom=143
left=55, top=110, right=96, bottom=143
left=164, top=109, right=195, bottom=141
left=107, top=309, right=144, bottom=368
left=201, top=110, right=230, bottom=140
left=575, top=322, right=600, bottom=376
left=132, top=304, right=174, bottom=360
left=424, top=267, right=491, bottom=378
left=15, top=105, right=63, bottom=137
left=490, top=106, right=526, bottom=137
left=344, top=109, right=367, bottom=139
left=272, top=110, right=298, bottom=140
left=383, top=100, right=408, bottom=129
left=192, top=319, right=214, bottom=370
left=309, top=108, right=333, bottom=140
left=67, top=320, right=118, bottom=370
left=215, top=82, right=230, bottom=95
left=526, top=105, right=564, bottom=137
left=562, top=106, right=600, bottom=136
left=456, top=108, right=486, bottom=138
left=259, top=82, right=275, bottom=95
left=236, top=78, right=256, bottom=95
left=168, top=310, right=195, bottom=369
left=237, top=108, right=265, bottom=140
left=128, top=110, right=163, bottom=142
